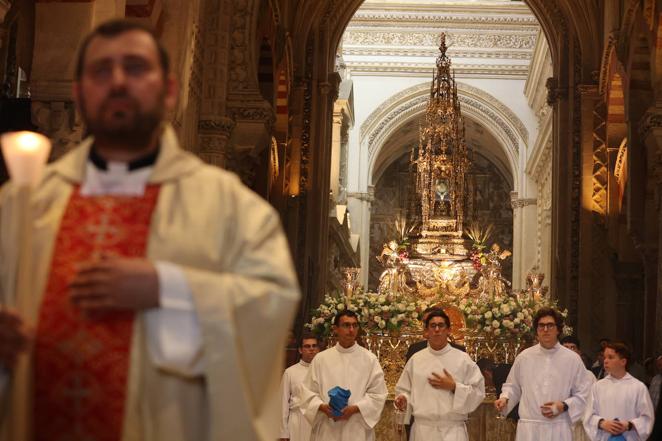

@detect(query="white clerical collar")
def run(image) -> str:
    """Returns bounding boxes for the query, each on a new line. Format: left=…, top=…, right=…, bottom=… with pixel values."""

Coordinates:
left=427, top=343, right=452, bottom=356
left=605, top=372, right=632, bottom=382
left=81, top=161, right=153, bottom=196
left=299, top=360, right=310, bottom=367
left=539, top=342, right=561, bottom=354
left=335, top=342, right=358, bottom=353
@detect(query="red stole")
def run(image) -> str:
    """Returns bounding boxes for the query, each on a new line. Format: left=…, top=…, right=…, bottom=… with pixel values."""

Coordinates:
left=33, top=185, right=160, bottom=441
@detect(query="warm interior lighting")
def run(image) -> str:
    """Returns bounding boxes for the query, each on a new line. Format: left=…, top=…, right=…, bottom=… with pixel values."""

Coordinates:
left=1, top=131, right=52, bottom=187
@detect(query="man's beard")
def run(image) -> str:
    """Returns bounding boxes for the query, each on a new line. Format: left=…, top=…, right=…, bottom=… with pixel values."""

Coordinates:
left=80, top=89, right=164, bottom=149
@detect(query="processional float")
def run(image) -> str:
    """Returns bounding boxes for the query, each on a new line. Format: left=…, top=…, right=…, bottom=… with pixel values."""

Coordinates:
left=309, top=33, right=567, bottom=441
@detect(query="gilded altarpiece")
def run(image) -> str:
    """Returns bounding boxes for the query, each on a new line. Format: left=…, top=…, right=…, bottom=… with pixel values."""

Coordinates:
left=369, top=151, right=513, bottom=290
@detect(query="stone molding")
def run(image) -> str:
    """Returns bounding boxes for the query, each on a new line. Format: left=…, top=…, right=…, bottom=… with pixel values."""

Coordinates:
left=347, top=191, right=375, bottom=203
left=361, top=81, right=527, bottom=157
left=198, top=117, right=236, bottom=134
left=342, top=47, right=532, bottom=60
left=345, top=62, right=530, bottom=79
left=638, top=109, right=662, bottom=141
left=598, top=31, right=619, bottom=98
left=349, top=4, right=537, bottom=25
left=343, top=31, right=537, bottom=50
left=511, top=198, right=537, bottom=209
left=546, top=76, right=567, bottom=106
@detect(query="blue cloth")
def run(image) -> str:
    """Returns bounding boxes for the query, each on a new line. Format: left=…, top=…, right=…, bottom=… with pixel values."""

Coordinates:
left=608, top=436, right=625, bottom=441
left=328, top=386, right=351, bottom=417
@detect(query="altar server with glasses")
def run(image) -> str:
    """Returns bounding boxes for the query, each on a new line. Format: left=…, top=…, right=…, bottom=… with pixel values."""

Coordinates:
left=280, top=334, right=320, bottom=441
left=298, top=310, right=387, bottom=441
left=494, top=307, right=592, bottom=441
left=394, top=309, right=485, bottom=441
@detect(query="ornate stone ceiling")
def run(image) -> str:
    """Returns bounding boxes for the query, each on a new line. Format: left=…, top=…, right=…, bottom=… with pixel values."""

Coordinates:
left=341, top=0, right=539, bottom=78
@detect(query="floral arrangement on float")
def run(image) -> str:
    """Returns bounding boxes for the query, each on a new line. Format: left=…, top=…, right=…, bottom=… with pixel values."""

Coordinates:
left=307, top=223, right=573, bottom=343
left=306, top=289, right=432, bottom=338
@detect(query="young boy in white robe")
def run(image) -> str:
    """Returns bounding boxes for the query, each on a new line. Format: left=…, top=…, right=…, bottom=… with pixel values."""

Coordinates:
left=394, top=309, right=485, bottom=441
left=280, top=334, right=320, bottom=441
left=583, top=342, right=654, bottom=441
left=298, top=310, right=387, bottom=441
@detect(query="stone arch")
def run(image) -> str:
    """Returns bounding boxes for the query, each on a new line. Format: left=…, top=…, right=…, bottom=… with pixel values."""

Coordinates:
left=362, top=81, right=525, bottom=190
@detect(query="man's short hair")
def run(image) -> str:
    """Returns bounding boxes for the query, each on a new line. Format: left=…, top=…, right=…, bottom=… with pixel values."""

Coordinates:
left=333, top=309, right=359, bottom=326
left=560, top=335, right=580, bottom=348
left=533, top=307, right=564, bottom=333
left=604, top=341, right=631, bottom=368
left=298, top=332, right=318, bottom=348
left=425, top=309, right=450, bottom=328
left=75, top=19, right=170, bottom=80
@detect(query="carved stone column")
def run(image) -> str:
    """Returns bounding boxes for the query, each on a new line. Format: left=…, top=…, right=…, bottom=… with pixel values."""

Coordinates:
left=347, top=188, right=375, bottom=287
left=639, top=109, right=662, bottom=354
left=510, top=192, right=537, bottom=290
left=197, top=117, right=236, bottom=166
left=330, top=112, right=343, bottom=203
left=576, top=84, right=610, bottom=348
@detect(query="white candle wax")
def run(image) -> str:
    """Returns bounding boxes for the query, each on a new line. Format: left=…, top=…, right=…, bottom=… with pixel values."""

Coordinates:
left=1, top=131, right=52, bottom=187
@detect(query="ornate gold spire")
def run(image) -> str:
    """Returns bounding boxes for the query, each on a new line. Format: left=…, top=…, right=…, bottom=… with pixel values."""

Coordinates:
left=413, top=32, right=470, bottom=236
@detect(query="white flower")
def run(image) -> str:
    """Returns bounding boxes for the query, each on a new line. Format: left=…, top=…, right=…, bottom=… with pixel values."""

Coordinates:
left=373, top=315, right=381, bottom=323
left=390, top=317, right=399, bottom=325
left=397, top=303, right=406, bottom=312
left=492, top=320, right=500, bottom=329
left=513, top=318, right=521, bottom=325
left=337, top=303, right=345, bottom=311
left=494, top=328, right=502, bottom=336
left=517, top=312, right=524, bottom=320
left=500, top=304, right=511, bottom=315
left=378, top=296, right=386, bottom=304
left=484, top=311, right=493, bottom=320
left=378, top=320, right=386, bottom=329
left=407, top=305, right=415, bottom=312
left=410, top=311, right=418, bottom=319
left=381, top=306, right=389, bottom=312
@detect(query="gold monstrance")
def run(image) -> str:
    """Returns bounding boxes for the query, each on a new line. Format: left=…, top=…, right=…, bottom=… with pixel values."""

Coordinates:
left=411, top=33, right=471, bottom=259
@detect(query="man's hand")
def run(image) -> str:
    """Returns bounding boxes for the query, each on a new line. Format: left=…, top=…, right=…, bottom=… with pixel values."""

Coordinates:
left=494, top=397, right=508, bottom=413
left=334, top=405, right=359, bottom=421
left=428, top=369, right=456, bottom=392
left=319, top=403, right=335, bottom=419
left=0, top=309, right=32, bottom=367
left=599, top=419, right=627, bottom=435
left=394, top=394, right=407, bottom=411
left=541, top=401, right=565, bottom=419
left=69, top=256, right=159, bottom=315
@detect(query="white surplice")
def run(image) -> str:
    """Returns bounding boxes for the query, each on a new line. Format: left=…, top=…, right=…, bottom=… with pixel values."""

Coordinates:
left=573, top=370, right=596, bottom=441
left=299, top=343, right=387, bottom=441
left=583, top=373, right=654, bottom=441
left=281, top=360, right=313, bottom=441
left=395, top=344, right=485, bottom=441
left=500, top=343, right=593, bottom=441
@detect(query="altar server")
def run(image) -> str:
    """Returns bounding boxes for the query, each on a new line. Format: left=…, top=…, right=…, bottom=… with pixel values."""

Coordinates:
left=299, top=310, right=387, bottom=441
left=280, top=334, right=320, bottom=441
left=583, top=342, right=654, bottom=441
left=494, top=307, right=592, bottom=441
left=394, top=309, right=485, bottom=441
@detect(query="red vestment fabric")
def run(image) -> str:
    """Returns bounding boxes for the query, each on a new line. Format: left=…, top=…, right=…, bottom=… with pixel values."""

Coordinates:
left=34, top=185, right=160, bottom=441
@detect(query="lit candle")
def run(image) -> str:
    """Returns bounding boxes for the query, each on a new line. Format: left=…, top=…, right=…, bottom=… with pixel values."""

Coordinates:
left=1, top=131, right=51, bottom=187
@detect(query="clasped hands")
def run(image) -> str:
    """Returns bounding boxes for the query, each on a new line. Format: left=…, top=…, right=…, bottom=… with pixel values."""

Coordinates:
left=599, top=419, right=631, bottom=435
left=319, top=403, right=359, bottom=421
left=69, top=255, right=159, bottom=315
